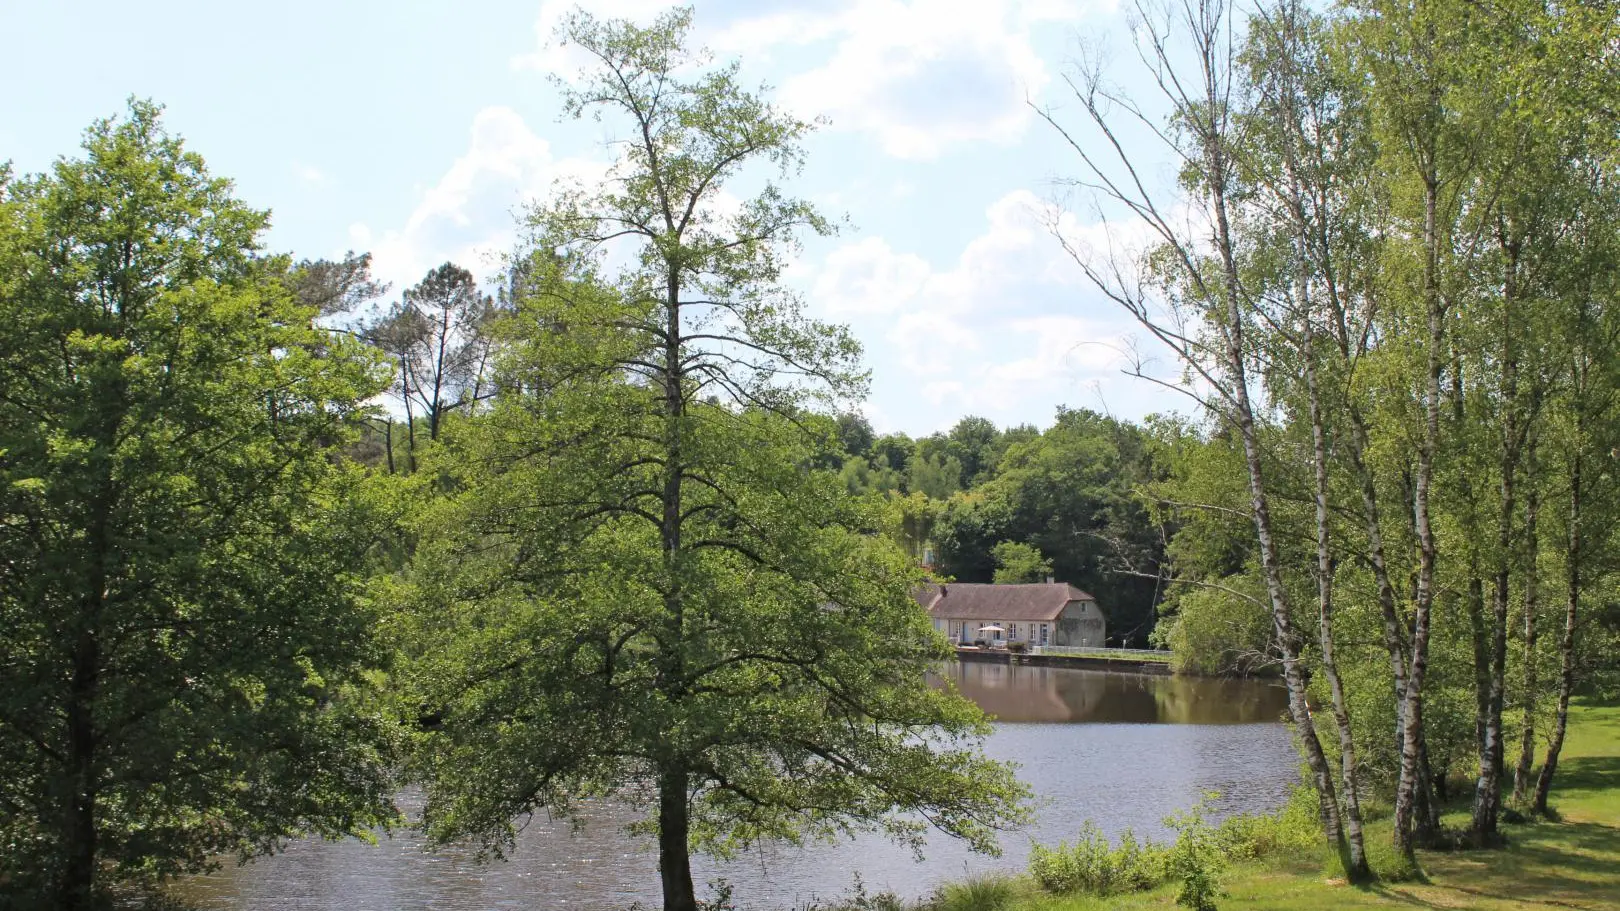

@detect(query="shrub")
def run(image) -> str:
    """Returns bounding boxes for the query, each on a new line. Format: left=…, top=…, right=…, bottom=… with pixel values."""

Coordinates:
left=802, top=874, right=911, bottom=911
left=925, top=874, right=1021, bottom=911
left=1028, top=822, right=1169, bottom=895
left=1165, top=798, right=1227, bottom=911
left=1215, top=786, right=1321, bottom=861
left=1007, top=641, right=1028, bottom=654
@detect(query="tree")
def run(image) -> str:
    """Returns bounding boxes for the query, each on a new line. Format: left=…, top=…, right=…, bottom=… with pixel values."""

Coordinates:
left=836, top=411, right=876, bottom=461
left=0, top=102, right=396, bottom=910
left=907, top=450, right=963, bottom=500
left=930, top=409, right=1167, bottom=645
left=947, top=416, right=1001, bottom=487
left=1036, top=0, right=1350, bottom=864
left=397, top=11, right=1027, bottom=911
left=367, top=262, right=496, bottom=469
left=285, top=250, right=389, bottom=319
left=871, top=432, right=915, bottom=473
left=991, top=541, right=1053, bottom=584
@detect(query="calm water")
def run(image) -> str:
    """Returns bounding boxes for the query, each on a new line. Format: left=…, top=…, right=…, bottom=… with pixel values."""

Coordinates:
left=171, top=663, right=1294, bottom=911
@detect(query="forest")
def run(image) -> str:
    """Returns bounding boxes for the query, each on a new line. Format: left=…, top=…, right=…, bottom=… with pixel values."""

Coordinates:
left=3, top=1, right=1620, bottom=910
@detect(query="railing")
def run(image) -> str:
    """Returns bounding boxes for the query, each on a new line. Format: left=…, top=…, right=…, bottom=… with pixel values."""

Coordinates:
left=1032, top=645, right=1174, bottom=662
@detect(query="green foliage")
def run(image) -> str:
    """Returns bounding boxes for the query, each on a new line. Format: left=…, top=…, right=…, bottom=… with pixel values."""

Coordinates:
left=991, top=541, right=1053, bottom=584
left=837, top=413, right=876, bottom=460
left=925, top=874, right=1022, bottom=911
left=1028, top=822, right=1169, bottom=895
left=393, top=10, right=1029, bottom=911
left=1158, top=583, right=1273, bottom=677
left=1214, top=787, right=1322, bottom=861
left=1165, top=798, right=1226, bottom=911
left=908, top=451, right=964, bottom=500
left=0, top=100, right=396, bottom=907
left=800, top=874, right=910, bottom=911
left=935, top=408, right=1169, bottom=646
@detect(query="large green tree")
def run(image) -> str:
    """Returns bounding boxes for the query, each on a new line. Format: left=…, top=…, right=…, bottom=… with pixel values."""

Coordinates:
left=396, top=11, right=1025, bottom=911
left=0, top=103, right=397, bottom=909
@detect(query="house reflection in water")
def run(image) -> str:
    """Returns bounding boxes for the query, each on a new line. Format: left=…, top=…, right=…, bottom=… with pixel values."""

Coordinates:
left=932, top=661, right=1289, bottom=725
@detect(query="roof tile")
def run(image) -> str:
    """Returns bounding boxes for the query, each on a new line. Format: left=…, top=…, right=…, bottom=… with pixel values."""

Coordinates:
left=914, top=582, right=1095, bottom=622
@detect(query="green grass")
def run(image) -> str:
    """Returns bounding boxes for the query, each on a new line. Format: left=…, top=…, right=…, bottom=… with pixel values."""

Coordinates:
left=992, top=698, right=1620, bottom=911
left=1039, top=652, right=1175, bottom=665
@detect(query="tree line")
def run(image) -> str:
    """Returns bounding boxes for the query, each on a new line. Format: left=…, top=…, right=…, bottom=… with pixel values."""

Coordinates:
left=1037, top=0, right=1620, bottom=880
left=0, top=10, right=1029, bottom=911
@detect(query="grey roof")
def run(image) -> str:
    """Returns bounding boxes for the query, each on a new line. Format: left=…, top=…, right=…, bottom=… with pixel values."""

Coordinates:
left=914, top=582, right=1096, bottom=622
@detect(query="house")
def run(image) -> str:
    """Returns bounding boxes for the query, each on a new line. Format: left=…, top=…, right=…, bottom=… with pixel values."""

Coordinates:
left=914, top=581, right=1106, bottom=648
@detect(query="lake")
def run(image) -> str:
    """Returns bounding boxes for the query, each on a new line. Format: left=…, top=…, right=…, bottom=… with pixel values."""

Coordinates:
left=170, top=662, right=1296, bottom=910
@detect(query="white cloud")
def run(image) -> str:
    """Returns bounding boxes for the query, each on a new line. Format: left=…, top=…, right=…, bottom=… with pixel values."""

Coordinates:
left=803, top=187, right=1172, bottom=429
left=967, top=314, right=1134, bottom=405
left=350, top=106, right=607, bottom=292
left=774, top=0, right=1107, bottom=159
left=813, top=236, right=932, bottom=315
left=812, top=189, right=1088, bottom=322
left=921, top=380, right=965, bottom=406
left=889, top=310, right=982, bottom=375
left=510, top=0, right=1108, bottom=160
left=293, top=162, right=332, bottom=185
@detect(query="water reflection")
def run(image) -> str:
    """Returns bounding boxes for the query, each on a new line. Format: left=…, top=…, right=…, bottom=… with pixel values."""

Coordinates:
left=169, top=664, right=1297, bottom=911
left=937, top=661, right=1289, bottom=725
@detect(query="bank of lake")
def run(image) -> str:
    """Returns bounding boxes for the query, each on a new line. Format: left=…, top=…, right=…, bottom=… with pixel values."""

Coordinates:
left=939, top=697, right=1620, bottom=911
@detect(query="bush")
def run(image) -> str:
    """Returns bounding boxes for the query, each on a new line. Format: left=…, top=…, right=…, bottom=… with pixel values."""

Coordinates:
left=803, top=874, right=911, bottom=911
left=1215, top=786, right=1321, bottom=861
left=1028, top=822, right=1169, bottom=895
left=1007, top=641, right=1028, bottom=654
left=924, top=874, right=1021, bottom=911
left=1165, top=799, right=1226, bottom=911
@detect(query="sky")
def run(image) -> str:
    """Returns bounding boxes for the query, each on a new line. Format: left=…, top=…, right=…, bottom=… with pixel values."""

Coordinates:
left=1, top=0, right=1192, bottom=436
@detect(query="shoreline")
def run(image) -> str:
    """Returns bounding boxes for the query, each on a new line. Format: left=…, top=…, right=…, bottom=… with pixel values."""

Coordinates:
left=899, top=697, right=1620, bottom=911
left=952, top=648, right=1175, bottom=676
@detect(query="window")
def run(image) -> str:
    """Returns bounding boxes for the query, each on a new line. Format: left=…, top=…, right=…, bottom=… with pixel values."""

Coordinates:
left=1039, top=624, right=1049, bottom=645
left=1009, top=623, right=1018, bottom=640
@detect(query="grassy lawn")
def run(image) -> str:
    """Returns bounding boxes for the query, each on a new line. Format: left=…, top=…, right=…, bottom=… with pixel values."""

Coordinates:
left=1042, top=653, right=1175, bottom=665
left=988, top=699, right=1620, bottom=911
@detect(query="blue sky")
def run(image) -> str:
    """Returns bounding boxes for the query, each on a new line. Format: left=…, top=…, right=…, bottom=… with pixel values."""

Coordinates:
left=2, top=0, right=1189, bottom=436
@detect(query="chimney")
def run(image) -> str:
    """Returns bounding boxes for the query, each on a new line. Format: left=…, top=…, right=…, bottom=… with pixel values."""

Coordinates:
left=1045, top=575, right=1055, bottom=585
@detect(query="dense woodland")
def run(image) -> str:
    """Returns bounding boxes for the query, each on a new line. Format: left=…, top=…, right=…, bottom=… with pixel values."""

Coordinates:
left=4, top=1, right=1620, bottom=910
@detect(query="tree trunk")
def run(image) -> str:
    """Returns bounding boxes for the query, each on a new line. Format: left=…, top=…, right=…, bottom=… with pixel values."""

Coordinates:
left=1394, top=174, right=1443, bottom=862
left=1346, top=408, right=1412, bottom=786
left=1534, top=442, right=1580, bottom=814
left=403, top=393, right=418, bottom=474
left=1209, top=140, right=1342, bottom=851
left=1472, top=242, right=1522, bottom=844
left=658, top=764, right=698, bottom=911
left=1302, top=277, right=1369, bottom=879
left=384, top=419, right=396, bottom=475
left=429, top=305, right=450, bottom=441
left=60, top=628, right=100, bottom=911
left=1417, top=731, right=1442, bottom=834
left=1512, top=441, right=1540, bottom=805
left=1468, top=568, right=1505, bottom=843
left=657, top=254, right=696, bottom=911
